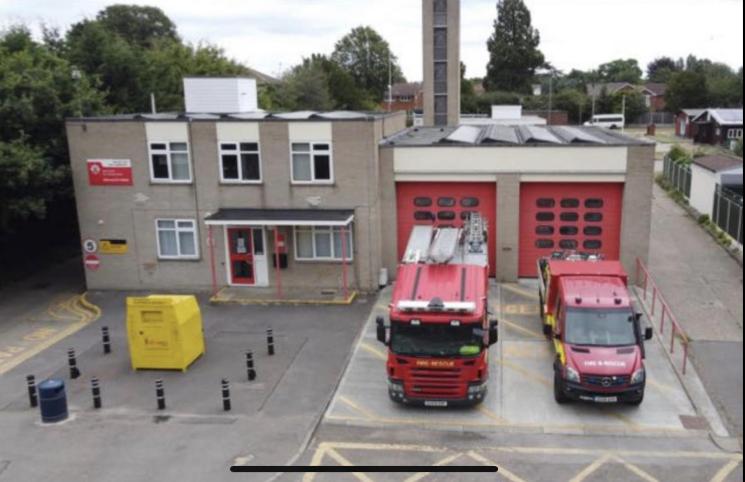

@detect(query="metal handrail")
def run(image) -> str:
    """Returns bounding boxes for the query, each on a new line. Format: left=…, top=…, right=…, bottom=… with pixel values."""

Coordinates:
left=635, top=258, right=691, bottom=375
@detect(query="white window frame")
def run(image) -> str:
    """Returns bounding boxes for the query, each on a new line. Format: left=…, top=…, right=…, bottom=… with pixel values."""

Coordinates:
left=290, top=142, right=334, bottom=185
left=727, top=129, right=743, bottom=140
left=293, top=226, right=353, bottom=262
left=155, top=218, right=200, bottom=260
left=148, top=141, right=193, bottom=184
left=218, top=141, right=263, bottom=184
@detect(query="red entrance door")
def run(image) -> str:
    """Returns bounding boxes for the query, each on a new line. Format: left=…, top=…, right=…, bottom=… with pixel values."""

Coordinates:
left=228, top=228, right=255, bottom=285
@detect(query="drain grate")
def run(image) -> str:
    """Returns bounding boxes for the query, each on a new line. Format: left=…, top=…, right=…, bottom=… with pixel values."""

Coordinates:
left=680, top=415, right=710, bottom=431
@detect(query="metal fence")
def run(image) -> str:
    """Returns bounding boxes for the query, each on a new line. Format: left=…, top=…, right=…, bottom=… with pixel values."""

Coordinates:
left=713, top=185, right=743, bottom=246
left=632, top=112, right=675, bottom=125
left=662, top=156, right=692, bottom=199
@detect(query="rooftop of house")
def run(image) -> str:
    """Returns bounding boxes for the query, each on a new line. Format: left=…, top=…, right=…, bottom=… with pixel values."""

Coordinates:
left=693, top=155, right=743, bottom=173
left=391, top=82, right=423, bottom=97
left=67, top=110, right=402, bottom=123
left=381, top=124, right=651, bottom=148
left=693, top=108, right=744, bottom=126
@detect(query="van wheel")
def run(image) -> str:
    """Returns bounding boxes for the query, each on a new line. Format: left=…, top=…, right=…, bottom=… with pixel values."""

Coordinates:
left=554, top=372, right=570, bottom=405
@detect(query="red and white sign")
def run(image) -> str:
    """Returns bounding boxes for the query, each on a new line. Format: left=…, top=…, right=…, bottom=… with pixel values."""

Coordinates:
left=84, top=254, right=101, bottom=271
left=87, top=159, right=133, bottom=186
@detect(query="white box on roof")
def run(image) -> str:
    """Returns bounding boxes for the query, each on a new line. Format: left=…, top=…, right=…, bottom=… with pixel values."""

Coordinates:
left=183, top=77, right=258, bottom=114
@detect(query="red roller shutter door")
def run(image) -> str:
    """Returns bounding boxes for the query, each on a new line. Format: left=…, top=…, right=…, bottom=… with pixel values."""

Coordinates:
left=396, top=182, right=497, bottom=277
left=519, top=183, right=624, bottom=278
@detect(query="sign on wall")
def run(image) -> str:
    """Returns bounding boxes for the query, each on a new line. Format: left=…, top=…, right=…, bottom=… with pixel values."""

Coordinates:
left=87, top=159, right=133, bottom=186
left=100, top=239, right=129, bottom=255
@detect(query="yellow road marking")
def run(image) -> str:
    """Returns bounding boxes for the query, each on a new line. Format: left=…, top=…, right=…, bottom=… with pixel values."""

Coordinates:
left=501, top=284, right=540, bottom=300
left=495, top=359, right=551, bottom=387
left=477, top=405, right=506, bottom=425
left=467, top=450, right=526, bottom=482
left=570, top=453, right=614, bottom=482
left=324, top=448, right=376, bottom=482
left=359, top=342, right=387, bottom=361
left=404, top=452, right=463, bottom=482
left=302, top=446, right=328, bottom=482
left=711, top=457, right=743, bottom=482
left=613, top=455, right=659, bottom=482
left=500, top=319, right=545, bottom=339
left=338, top=396, right=379, bottom=420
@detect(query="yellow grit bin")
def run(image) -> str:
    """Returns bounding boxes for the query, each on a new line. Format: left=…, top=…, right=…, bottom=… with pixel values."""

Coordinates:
left=126, top=296, right=205, bottom=372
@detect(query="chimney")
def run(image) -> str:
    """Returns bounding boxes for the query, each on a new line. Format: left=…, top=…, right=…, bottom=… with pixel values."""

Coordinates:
left=422, top=0, right=461, bottom=127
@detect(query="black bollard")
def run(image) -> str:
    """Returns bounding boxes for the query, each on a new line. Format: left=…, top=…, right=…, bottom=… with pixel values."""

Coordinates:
left=102, top=326, right=111, bottom=355
left=155, top=379, right=166, bottom=410
left=246, top=351, right=256, bottom=382
left=267, top=329, right=275, bottom=356
left=27, top=375, right=38, bottom=408
left=91, top=377, right=102, bottom=409
left=68, top=348, right=81, bottom=379
left=221, top=379, right=231, bottom=412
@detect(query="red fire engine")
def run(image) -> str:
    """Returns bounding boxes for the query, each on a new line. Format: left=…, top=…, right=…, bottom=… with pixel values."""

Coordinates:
left=376, top=214, right=498, bottom=407
left=538, top=253, right=654, bottom=405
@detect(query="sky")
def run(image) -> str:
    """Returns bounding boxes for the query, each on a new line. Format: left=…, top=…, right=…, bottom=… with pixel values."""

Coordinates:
left=2, top=0, right=743, bottom=81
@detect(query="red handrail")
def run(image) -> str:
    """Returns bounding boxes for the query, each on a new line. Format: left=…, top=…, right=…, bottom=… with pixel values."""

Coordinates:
left=635, top=258, right=690, bottom=375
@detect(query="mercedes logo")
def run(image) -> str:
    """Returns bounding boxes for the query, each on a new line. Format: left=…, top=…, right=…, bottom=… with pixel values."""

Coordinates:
left=601, top=377, right=612, bottom=388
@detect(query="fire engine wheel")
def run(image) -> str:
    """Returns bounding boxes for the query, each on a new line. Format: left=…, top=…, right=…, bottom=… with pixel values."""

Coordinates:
left=553, top=371, right=570, bottom=405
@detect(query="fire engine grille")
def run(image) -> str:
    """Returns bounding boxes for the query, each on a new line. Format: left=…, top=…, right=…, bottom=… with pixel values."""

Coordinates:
left=408, top=367, right=462, bottom=398
left=583, top=374, right=630, bottom=387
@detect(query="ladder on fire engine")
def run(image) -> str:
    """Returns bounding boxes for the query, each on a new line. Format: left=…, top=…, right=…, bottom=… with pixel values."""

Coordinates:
left=402, top=213, right=489, bottom=267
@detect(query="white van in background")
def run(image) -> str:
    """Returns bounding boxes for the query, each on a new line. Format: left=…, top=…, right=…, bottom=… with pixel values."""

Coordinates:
left=584, top=114, right=625, bottom=129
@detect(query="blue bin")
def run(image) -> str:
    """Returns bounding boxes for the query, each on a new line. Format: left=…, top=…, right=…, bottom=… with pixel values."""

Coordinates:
left=38, top=379, right=68, bottom=423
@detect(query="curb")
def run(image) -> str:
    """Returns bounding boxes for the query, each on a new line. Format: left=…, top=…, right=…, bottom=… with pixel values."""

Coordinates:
left=209, top=291, right=358, bottom=306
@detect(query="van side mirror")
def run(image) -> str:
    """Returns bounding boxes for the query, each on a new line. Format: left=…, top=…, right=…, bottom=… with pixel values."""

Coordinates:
left=488, top=320, right=499, bottom=346
left=644, top=327, right=654, bottom=341
left=376, top=316, right=387, bottom=345
left=554, top=332, right=562, bottom=341
left=635, top=313, right=643, bottom=323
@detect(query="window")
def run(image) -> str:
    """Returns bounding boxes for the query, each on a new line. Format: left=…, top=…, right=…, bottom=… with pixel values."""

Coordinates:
left=560, top=212, right=579, bottom=222
left=536, top=226, right=555, bottom=235
left=220, top=142, right=261, bottom=183
left=415, top=211, right=435, bottom=221
left=536, top=239, right=555, bottom=249
left=560, top=226, right=579, bottom=236
left=585, top=212, right=604, bottom=222
left=156, top=219, right=199, bottom=259
left=150, top=142, right=191, bottom=182
left=460, top=197, right=480, bottom=208
left=414, top=197, right=433, bottom=207
left=460, top=211, right=477, bottom=221
left=291, top=143, right=332, bottom=183
left=585, top=198, right=604, bottom=209
left=560, top=240, right=578, bottom=250
left=561, top=199, right=580, bottom=209
left=584, top=226, right=603, bottom=236
left=728, top=129, right=743, bottom=140
left=584, top=240, right=603, bottom=250
left=295, top=226, right=353, bottom=261
left=536, top=198, right=556, bottom=208
left=438, top=197, right=456, bottom=207
left=536, top=212, right=555, bottom=222
left=437, top=211, right=456, bottom=221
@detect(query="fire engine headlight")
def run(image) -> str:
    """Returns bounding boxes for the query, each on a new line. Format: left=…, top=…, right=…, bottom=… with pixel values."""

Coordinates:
left=468, top=383, right=486, bottom=395
left=388, top=380, right=404, bottom=393
left=631, top=369, right=646, bottom=385
left=566, top=367, right=581, bottom=383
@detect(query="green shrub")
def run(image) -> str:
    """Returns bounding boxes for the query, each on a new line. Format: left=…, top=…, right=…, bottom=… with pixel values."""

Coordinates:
left=668, top=145, right=691, bottom=164
left=698, top=214, right=710, bottom=225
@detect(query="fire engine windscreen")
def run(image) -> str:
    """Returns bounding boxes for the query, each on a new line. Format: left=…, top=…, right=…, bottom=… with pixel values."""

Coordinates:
left=564, top=309, right=637, bottom=347
left=390, top=322, right=484, bottom=357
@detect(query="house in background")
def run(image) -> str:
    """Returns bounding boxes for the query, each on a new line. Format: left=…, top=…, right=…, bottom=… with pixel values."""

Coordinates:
left=382, top=82, right=423, bottom=115
left=689, top=155, right=743, bottom=219
left=642, top=83, right=667, bottom=112
left=693, top=109, right=744, bottom=147
left=675, top=109, right=706, bottom=138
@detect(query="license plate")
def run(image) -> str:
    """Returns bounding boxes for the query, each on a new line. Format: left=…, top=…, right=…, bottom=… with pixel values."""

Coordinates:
left=424, top=401, right=448, bottom=407
left=594, top=396, right=618, bottom=404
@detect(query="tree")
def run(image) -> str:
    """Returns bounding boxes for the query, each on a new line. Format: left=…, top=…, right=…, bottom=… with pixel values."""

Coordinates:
left=647, top=56, right=683, bottom=83
left=308, top=54, right=376, bottom=110
left=666, top=70, right=709, bottom=113
left=460, top=62, right=478, bottom=113
left=0, top=139, right=64, bottom=232
left=612, top=91, right=647, bottom=123
left=95, top=5, right=179, bottom=49
left=484, top=0, right=545, bottom=93
left=331, top=26, right=405, bottom=102
left=277, top=61, right=334, bottom=111
left=597, top=59, right=642, bottom=84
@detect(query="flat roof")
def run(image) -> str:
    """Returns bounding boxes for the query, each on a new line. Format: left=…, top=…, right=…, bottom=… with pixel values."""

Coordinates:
left=693, top=155, right=743, bottom=173
left=381, top=125, right=650, bottom=148
left=205, top=208, right=354, bottom=227
left=67, top=111, right=401, bottom=123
